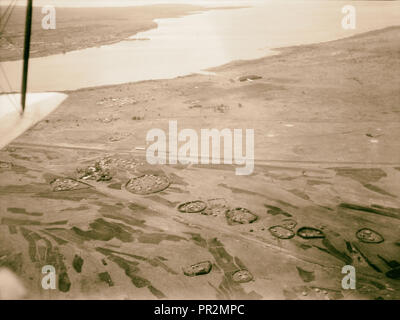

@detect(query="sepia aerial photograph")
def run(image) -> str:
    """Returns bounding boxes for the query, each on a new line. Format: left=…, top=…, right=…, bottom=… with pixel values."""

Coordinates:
left=0, top=0, right=399, bottom=303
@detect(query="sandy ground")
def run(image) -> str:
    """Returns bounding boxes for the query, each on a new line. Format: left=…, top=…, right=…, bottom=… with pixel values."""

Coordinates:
left=0, top=27, right=399, bottom=299
left=0, top=5, right=207, bottom=61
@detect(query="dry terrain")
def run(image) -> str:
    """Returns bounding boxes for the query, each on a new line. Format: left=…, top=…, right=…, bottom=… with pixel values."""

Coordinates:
left=0, top=24, right=399, bottom=299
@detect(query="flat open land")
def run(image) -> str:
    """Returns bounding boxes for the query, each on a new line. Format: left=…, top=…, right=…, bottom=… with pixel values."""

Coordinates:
left=0, top=24, right=399, bottom=299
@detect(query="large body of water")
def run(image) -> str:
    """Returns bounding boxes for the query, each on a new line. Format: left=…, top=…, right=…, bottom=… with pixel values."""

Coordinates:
left=1, top=0, right=399, bottom=92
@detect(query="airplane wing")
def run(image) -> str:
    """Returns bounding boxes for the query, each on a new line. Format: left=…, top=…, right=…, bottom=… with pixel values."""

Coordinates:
left=0, top=92, right=67, bottom=149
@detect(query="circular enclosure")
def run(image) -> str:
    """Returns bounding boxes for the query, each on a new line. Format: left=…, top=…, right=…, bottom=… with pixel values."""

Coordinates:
left=232, top=270, right=253, bottom=283
left=268, top=225, right=295, bottom=239
left=50, top=178, right=88, bottom=192
left=125, top=174, right=170, bottom=195
left=356, top=228, right=384, bottom=244
left=296, top=227, right=325, bottom=239
left=226, top=208, right=258, bottom=225
left=178, top=200, right=207, bottom=213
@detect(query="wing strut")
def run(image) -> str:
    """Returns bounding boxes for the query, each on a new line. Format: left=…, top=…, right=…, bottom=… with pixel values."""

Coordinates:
left=21, top=0, right=33, bottom=113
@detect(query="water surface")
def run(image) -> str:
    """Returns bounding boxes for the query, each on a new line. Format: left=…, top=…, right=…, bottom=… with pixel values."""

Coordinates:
left=1, top=1, right=399, bottom=92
